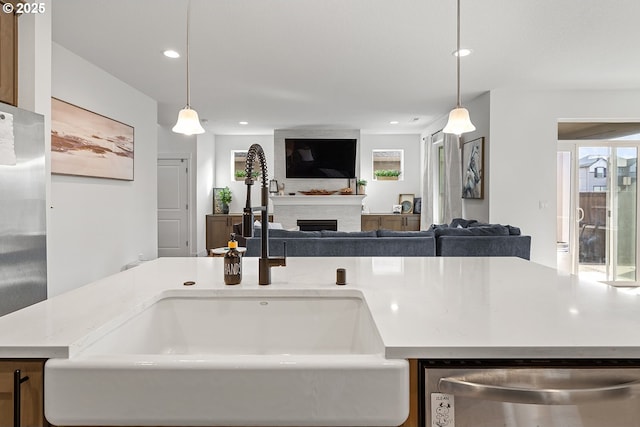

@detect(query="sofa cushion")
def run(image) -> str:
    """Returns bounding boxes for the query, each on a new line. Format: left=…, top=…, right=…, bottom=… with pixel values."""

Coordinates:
left=253, top=228, right=321, bottom=238
left=506, top=225, right=521, bottom=235
left=320, top=230, right=378, bottom=238
left=272, top=229, right=321, bottom=238
left=427, top=223, right=449, bottom=231
left=377, top=230, right=434, bottom=238
left=436, top=235, right=531, bottom=260
left=450, top=218, right=478, bottom=228
left=434, top=224, right=509, bottom=237
left=464, top=221, right=521, bottom=235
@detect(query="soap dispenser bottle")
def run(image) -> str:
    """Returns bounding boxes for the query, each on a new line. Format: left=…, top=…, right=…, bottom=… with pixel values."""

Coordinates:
left=224, top=233, right=242, bottom=285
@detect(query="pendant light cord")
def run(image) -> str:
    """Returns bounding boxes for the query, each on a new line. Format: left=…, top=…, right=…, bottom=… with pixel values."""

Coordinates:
left=456, top=0, right=461, bottom=108
left=186, top=0, right=192, bottom=108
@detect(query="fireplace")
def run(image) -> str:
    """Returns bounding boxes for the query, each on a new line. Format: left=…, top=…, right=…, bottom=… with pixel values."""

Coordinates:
left=270, top=194, right=365, bottom=231
left=297, top=220, right=338, bottom=232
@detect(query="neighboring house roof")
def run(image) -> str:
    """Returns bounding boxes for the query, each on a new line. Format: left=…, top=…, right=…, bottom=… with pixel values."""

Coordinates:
left=578, top=156, right=637, bottom=174
left=579, top=156, right=602, bottom=168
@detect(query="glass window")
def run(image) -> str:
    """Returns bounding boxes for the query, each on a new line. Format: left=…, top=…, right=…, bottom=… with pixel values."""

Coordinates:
left=594, top=166, right=607, bottom=178
left=231, top=150, right=261, bottom=181
left=372, top=149, right=403, bottom=181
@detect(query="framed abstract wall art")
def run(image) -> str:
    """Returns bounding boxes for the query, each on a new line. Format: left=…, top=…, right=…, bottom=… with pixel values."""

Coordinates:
left=51, top=98, right=134, bottom=181
left=461, top=137, right=484, bottom=199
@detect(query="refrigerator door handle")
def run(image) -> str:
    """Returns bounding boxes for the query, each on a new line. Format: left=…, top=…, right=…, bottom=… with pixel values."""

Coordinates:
left=439, top=372, right=640, bottom=405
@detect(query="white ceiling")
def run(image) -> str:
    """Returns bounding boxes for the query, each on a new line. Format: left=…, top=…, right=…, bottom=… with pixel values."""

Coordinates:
left=52, top=0, right=640, bottom=135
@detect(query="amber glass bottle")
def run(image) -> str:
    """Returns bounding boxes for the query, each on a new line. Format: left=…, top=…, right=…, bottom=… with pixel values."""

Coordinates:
left=224, top=236, right=242, bottom=285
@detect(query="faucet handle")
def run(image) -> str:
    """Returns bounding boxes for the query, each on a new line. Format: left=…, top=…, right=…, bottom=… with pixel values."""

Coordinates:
left=242, top=208, right=254, bottom=237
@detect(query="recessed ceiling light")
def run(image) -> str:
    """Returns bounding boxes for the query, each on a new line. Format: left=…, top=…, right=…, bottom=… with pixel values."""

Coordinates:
left=163, top=50, right=180, bottom=59
left=453, top=48, right=472, bottom=57
left=239, top=121, right=249, bottom=125
left=389, top=121, right=399, bottom=125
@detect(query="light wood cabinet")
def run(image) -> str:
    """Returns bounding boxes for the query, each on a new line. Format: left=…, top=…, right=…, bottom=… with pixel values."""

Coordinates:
left=0, top=1, right=18, bottom=106
left=206, top=214, right=273, bottom=250
left=0, top=359, right=49, bottom=427
left=361, top=214, right=421, bottom=232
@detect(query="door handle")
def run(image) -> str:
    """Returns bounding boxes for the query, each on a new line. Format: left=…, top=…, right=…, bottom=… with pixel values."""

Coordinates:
left=438, top=369, right=640, bottom=405
left=13, top=370, right=29, bottom=427
left=577, top=207, right=585, bottom=222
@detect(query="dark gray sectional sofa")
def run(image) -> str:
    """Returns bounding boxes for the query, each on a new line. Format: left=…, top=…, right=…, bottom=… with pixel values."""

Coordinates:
left=431, top=222, right=531, bottom=260
left=245, top=218, right=531, bottom=259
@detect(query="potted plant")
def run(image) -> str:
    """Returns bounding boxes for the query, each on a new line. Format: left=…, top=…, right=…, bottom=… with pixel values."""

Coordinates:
left=356, top=179, right=367, bottom=195
left=374, top=169, right=401, bottom=180
left=218, top=186, right=232, bottom=214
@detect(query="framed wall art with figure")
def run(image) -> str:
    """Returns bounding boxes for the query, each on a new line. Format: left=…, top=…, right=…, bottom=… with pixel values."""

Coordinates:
left=461, top=137, right=484, bottom=199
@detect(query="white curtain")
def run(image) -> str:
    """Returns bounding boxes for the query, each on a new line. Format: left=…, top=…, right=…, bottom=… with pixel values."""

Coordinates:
left=421, top=132, right=462, bottom=228
left=442, top=133, right=462, bottom=223
left=421, top=134, right=435, bottom=229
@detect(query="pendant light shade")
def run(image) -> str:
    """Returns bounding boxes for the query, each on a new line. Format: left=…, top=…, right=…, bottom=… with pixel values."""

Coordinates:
left=173, top=0, right=205, bottom=136
left=443, top=0, right=475, bottom=136
left=442, top=107, right=475, bottom=135
left=173, top=107, right=205, bottom=135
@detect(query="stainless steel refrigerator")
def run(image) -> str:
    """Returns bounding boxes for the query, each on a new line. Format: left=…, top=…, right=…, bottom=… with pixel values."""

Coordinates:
left=0, top=102, right=47, bottom=316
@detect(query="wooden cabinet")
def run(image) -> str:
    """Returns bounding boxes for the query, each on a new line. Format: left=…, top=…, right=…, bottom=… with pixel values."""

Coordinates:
left=0, top=359, right=49, bottom=427
left=361, top=214, right=421, bottom=231
left=0, top=1, right=18, bottom=106
left=206, top=214, right=273, bottom=250
left=360, top=215, right=382, bottom=232
left=206, top=215, right=237, bottom=250
left=404, top=215, right=420, bottom=231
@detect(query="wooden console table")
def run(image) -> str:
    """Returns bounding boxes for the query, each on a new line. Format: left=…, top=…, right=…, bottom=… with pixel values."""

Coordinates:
left=206, top=214, right=272, bottom=251
left=361, top=214, right=420, bottom=232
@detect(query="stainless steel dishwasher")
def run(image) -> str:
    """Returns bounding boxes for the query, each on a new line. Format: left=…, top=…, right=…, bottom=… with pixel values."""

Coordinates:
left=419, top=359, right=640, bottom=427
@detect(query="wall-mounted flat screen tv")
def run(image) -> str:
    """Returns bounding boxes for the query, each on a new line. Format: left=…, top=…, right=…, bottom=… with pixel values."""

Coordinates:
left=285, top=138, right=357, bottom=179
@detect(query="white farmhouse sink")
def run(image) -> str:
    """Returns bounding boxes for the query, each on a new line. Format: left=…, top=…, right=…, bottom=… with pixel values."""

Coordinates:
left=45, top=290, right=409, bottom=426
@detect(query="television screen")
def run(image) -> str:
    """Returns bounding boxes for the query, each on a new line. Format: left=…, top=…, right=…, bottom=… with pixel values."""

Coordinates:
left=285, top=138, right=357, bottom=179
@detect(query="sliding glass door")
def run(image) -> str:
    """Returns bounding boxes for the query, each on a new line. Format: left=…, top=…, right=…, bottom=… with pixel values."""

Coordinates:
left=557, top=142, right=638, bottom=283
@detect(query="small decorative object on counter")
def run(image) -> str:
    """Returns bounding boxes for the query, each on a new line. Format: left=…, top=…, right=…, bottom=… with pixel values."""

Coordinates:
left=356, top=179, right=367, bottom=195
left=269, top=179, right=279, bottom=195
left=224, top=234, right=242, bottom=285
left=336, top=268, right=346, bottom=285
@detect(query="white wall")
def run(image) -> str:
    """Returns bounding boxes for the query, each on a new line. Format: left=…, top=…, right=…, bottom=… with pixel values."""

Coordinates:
left=460, top=92, right=490, bottom=222
left=360, top=134, right=421, bottom=213
left=490, top=88, right=640, bottom=267
left=196, top=132, right=215, bottom=255
left=214, top=135, right=274, bottom=214
left=49, top=43, right=158, bottom=296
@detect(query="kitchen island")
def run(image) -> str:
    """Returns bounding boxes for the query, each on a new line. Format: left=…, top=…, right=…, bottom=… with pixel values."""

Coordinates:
left=1, top=256, right=640, bottom=426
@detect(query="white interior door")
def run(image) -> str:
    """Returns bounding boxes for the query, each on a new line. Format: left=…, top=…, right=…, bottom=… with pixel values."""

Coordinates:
left=158, top=158, right=189, bottom=257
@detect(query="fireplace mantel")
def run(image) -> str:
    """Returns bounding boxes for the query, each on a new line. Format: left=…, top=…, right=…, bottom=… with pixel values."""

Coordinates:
left=270, top=195, right=366, bottom=231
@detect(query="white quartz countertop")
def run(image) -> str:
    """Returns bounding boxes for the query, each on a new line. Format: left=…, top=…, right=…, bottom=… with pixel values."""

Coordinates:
left=2, top=257, right=640, bottom=359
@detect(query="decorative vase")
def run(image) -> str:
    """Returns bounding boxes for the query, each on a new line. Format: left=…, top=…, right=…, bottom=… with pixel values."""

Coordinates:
left=222, top=203, right=230, bottom=214
left=358, top=185, right=366, bottom=195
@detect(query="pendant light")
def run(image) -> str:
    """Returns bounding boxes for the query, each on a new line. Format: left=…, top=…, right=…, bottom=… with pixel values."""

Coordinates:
left=442, top=0, right=475, bottom=136
left=172, top=0, right=205, bottom=135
